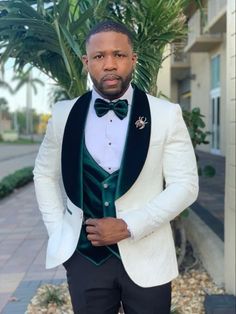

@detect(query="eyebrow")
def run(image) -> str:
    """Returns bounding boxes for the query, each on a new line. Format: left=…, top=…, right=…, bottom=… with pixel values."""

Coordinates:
left=92, top=50, right=128, bottom=54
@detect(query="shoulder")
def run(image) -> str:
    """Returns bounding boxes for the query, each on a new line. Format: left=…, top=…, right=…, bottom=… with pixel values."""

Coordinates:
left=49, top=97, right=80, bottom=140
left=147, top=93, right=178, bottom=109
left=146, top=93, right=181, bottom=118
left=51, top=97, right=80, bottom=118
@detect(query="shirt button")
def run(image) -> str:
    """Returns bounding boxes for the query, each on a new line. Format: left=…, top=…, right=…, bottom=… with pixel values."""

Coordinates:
left=103, top=183, right=109, bottom=189
left=104, top=201, right=109, bottom=207
left=108, top=142, right=112, bottom=145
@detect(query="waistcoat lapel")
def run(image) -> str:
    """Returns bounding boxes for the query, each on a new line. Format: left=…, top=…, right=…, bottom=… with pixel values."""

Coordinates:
left=116, top=85, right=151, bottom=199
left=61, top=91, right=92, bottom=207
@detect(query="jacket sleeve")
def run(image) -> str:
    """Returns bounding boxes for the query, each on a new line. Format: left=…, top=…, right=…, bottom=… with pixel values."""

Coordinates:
left=33, top=106, right=65, bottom=237
left=120, top=104, right=199, bottom=241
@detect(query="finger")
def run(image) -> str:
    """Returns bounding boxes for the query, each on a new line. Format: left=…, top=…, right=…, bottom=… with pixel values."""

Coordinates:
left=86, top=226, right=97, bottom=234
left=87, top=234, right=100, bottom=241
left=85, top=218, right=98, bottom=225
left=91, top=241, right=101, bottom=246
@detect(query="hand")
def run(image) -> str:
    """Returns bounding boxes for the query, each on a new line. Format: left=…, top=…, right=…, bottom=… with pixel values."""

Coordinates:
left=85, top=217, right=130, bottom=246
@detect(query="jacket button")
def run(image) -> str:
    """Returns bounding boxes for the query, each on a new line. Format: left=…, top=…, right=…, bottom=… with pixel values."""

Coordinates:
left=104, top=201, right=109, bottom=207
left=103, top=183, right=109, bottom=189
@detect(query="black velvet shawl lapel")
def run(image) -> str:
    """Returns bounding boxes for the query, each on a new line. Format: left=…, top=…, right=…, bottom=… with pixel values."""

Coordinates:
left=61, top=85, right=151, bottom=205
left=116, top=85, right=151, bottom=199
left=61, top=91, right=92, bottom=207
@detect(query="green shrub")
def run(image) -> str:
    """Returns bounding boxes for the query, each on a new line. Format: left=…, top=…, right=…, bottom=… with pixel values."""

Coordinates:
left=39, top=285, right=66, bottom=307
left=0, top=167, right=33, bottom=199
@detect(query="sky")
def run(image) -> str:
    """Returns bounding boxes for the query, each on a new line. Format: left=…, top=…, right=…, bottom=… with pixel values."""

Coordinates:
left=1, top=59, right=53, bottom=114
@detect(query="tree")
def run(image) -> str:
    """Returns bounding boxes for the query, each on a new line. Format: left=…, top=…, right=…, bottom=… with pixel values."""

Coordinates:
left=0, top=0, right=188, bottom=97
left=13, top=107, right=40, bottom=134
left=13, top=68, right=44, bottom=135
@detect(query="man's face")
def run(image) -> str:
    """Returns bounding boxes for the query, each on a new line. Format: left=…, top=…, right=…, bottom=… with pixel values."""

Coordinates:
left=83, top=31, right=137, bottom=100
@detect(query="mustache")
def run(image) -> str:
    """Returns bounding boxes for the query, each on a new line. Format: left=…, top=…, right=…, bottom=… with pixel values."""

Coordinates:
left=102, top=74, right=121, bottom=81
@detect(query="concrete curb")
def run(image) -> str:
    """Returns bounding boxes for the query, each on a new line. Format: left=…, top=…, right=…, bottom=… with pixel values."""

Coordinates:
left=184, top=209, right=224, bottom=287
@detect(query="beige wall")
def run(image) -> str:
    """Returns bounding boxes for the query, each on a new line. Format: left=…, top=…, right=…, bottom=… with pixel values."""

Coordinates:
left=156, top=45, right=171, bottom=99
left=224, top=0, right=236, bottom=295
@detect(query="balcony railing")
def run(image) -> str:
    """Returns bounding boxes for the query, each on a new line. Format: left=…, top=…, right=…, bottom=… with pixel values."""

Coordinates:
left=207, top=0, right=227, bottom=25
left=187, top=9, right=208, bottom=48
left=206, top=0, right=227, bottom=33
left=171, top=42, right=190, bottom=67
left=185, top=8, right=223, bottom=52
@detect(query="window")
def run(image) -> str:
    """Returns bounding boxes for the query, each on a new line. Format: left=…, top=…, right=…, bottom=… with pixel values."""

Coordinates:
left=211, top=55, right=220, bottom=89
left=210, top=54, right=221, bottom=154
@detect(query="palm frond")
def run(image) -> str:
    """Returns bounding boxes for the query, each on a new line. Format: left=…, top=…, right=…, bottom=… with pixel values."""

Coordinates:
left=0, top=0, right=190, bottom=97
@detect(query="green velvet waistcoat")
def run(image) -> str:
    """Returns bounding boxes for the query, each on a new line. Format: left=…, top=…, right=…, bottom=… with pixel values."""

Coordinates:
left=76, top=145, right=120, bottom=265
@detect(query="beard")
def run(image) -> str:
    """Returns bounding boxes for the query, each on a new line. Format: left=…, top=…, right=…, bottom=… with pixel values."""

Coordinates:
left=89, top=71, right=133, bottom=100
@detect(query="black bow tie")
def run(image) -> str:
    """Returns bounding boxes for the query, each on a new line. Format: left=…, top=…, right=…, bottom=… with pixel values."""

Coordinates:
left=94, top=98, right=128, bottom=120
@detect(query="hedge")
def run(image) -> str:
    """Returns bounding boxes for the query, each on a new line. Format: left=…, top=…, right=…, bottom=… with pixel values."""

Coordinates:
left=0, top=167, right=34, bottom=199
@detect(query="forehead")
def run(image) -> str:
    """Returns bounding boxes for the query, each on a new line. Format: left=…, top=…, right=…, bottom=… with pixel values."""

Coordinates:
left=86, top=31, right=132, bottom=53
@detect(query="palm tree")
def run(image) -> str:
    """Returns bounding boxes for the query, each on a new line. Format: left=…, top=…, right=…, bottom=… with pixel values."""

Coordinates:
left=103, top=0, right=188, bottom=94
left=0, top=67, right=44, bottom=135
left=13, top=69, right=44, bottom=135
left=0, top=0, right=104, bottom=97
left=0, top=0, right=189, bottom=98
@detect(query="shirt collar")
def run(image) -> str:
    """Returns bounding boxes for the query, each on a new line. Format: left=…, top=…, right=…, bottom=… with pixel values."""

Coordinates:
left=92, top=84, right=133, bottom=106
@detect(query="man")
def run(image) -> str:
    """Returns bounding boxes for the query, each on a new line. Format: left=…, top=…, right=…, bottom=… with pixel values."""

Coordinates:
left=34, top=20, right=198, bottom=314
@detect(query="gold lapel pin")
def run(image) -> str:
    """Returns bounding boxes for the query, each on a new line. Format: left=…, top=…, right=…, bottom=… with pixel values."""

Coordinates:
left=135, top=116, right=148, bottom=130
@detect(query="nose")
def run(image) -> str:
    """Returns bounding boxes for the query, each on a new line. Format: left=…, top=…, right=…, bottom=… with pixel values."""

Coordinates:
left=103, top=56, right=117, bottom=71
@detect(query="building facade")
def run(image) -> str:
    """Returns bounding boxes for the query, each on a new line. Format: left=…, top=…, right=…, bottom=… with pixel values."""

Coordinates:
left=224, top=0, right=235, bottom=295
left=157, top=0, right=235, bottom=294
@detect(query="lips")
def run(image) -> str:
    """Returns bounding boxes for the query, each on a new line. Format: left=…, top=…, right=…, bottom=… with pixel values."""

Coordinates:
left=103, top=75, right=120, bottom=81
left=102, top=75, right=120, bottom=87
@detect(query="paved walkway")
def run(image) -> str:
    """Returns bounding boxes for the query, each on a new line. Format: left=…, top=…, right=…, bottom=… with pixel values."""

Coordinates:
left=0, top=184, right=66, bottom=313
left=0, top=147, right=225, bottom=313
left=0, top=143, right=65, bottom=313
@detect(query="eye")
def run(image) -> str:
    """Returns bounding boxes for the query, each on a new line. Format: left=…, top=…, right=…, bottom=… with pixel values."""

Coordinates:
left=94, top=55, right=103, bottom=60
left=115, top=52, right=126, bottom=58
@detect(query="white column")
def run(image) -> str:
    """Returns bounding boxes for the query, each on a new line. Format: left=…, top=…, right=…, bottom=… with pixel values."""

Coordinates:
left=224, top=0, right=236, bottom=294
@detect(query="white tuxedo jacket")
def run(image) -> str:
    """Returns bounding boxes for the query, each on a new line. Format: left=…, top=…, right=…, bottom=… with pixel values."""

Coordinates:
left=33, top=86, right=198, bottom=287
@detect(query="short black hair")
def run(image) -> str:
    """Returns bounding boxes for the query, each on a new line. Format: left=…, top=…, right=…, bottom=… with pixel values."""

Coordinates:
left=86, top=20, right=134, bottom=48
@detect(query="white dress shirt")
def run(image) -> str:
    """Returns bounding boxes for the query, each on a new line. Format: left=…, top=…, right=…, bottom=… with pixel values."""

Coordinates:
left=85, top=84, right=133, bottom=174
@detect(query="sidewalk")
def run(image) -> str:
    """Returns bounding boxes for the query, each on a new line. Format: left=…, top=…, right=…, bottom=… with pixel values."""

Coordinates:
left=0, top=148, right=225, bottom=313
left=0, top=143, right=66, bottom=313
left=0, top=183, right=66, bottom=313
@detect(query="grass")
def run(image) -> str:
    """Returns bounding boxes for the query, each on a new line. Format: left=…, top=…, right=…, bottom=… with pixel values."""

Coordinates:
left=0, top=138, right=41, bottom=144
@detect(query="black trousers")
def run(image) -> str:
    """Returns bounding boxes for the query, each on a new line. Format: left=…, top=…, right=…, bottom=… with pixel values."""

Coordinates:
left=63, top=251, right=171, bottom=314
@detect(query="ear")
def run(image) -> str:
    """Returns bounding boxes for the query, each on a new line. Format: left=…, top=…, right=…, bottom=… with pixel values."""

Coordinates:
left=132, top=53, right=137, bottom=68
left=82, top=55, right=88, bottom=71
